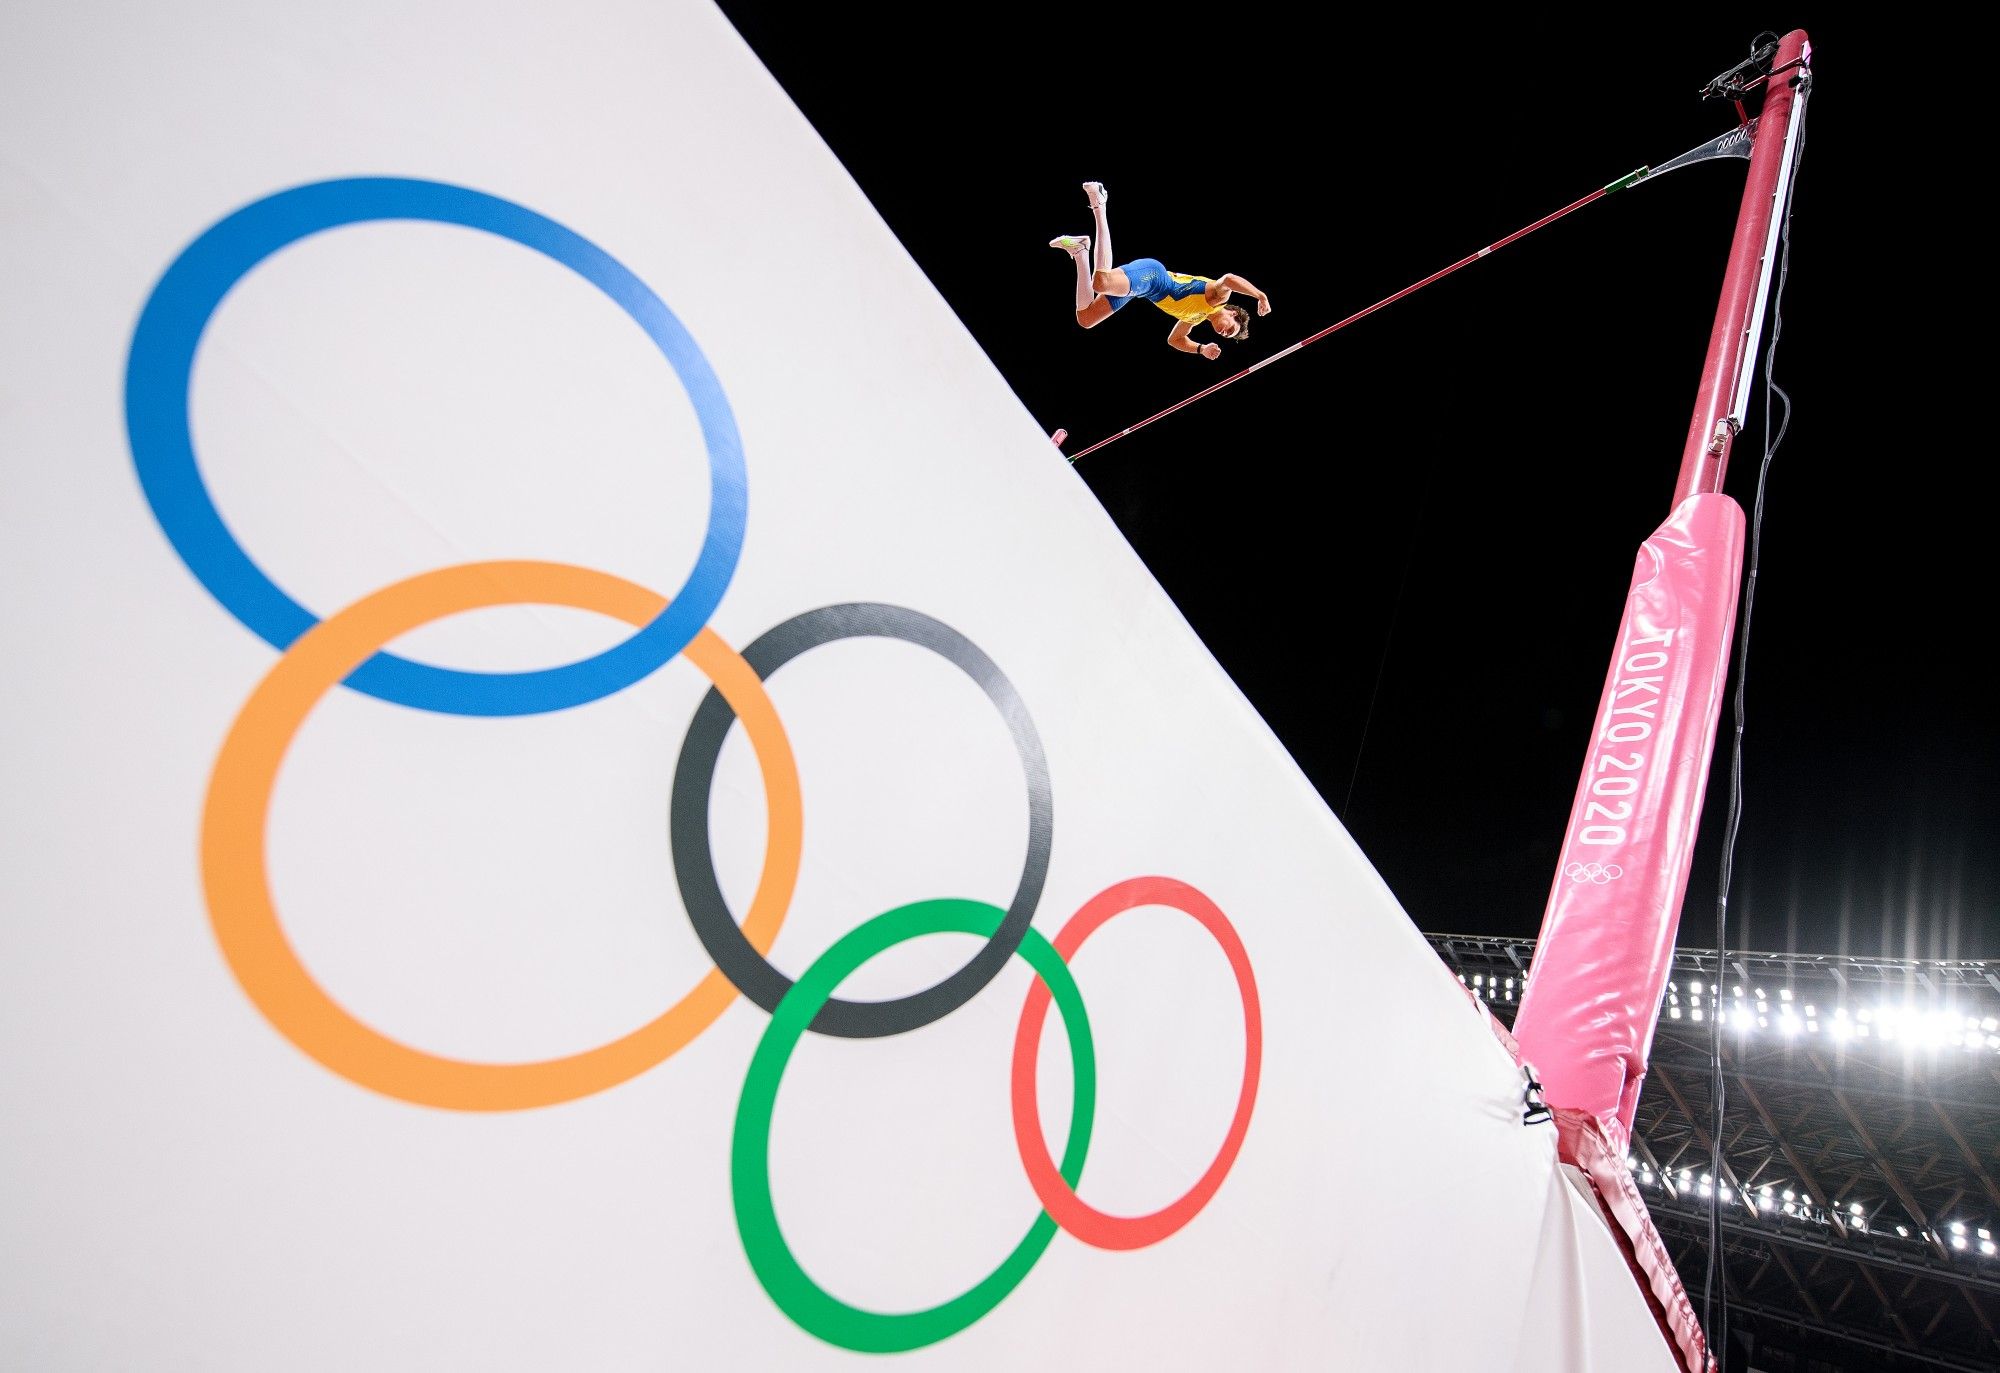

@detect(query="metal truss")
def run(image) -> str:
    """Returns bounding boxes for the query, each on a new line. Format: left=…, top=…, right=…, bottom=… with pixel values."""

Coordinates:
left=1428, top=933, right=2000, bottom=1371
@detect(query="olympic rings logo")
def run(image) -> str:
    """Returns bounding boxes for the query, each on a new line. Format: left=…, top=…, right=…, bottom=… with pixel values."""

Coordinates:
left=127, top=177, right=1262, bottom=1352
left=1564, top=861, right=1624, bottom=884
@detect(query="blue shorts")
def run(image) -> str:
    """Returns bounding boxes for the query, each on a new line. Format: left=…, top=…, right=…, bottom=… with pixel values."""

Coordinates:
left=1106, top=258, right=1207, bottom=312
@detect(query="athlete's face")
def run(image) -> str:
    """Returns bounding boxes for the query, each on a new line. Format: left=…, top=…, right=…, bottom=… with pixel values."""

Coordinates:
left=1210, top=312, right=1239, bottom=338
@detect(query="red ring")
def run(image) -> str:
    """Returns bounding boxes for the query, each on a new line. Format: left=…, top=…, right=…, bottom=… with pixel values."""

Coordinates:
left=1010, top=876, right=1261, bottom=1250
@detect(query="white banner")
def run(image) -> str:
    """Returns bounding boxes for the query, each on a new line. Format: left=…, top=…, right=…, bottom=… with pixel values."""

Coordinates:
left=1, top=3, right=1676, bottom=1366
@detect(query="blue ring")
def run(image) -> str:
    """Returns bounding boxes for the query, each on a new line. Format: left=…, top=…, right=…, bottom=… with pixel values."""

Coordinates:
left=125, top=177, right=746, bottom=717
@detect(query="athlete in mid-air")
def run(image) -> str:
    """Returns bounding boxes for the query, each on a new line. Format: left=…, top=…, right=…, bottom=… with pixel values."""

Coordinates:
left=1051, top=181, right=1270, bottom=359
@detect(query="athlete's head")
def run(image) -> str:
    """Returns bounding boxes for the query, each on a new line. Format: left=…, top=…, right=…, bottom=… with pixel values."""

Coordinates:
left=1212, top=304, right=1250, bottom=340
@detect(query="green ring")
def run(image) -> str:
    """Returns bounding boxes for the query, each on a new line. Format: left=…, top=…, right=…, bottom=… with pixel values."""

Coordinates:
left=731, top=898, right=1095, bottom=1353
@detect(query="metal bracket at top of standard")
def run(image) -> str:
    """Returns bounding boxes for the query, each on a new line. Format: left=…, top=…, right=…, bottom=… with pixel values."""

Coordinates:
left=1629, top=123, right=1756, bottom=191
left=1701, top=32, right=1784, bottom=103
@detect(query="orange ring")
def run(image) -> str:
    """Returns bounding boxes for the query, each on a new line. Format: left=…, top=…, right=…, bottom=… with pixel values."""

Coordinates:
left=202, top=561, right=802, bottom=1110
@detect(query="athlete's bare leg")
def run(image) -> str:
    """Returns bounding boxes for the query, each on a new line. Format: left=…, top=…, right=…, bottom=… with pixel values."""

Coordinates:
left=1050, top=236, right=1113, bottom=326
left=1049, top=234, right=1095, bottom=310
left=1052, top=182, right=1126, bottom=326
left=1085, top=181, right=1112, bottom=275
left=1084, top=182, right=1131, bottom=296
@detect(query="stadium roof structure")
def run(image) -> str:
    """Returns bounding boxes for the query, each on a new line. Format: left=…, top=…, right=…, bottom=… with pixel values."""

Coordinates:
left=1429, top=933, right=2000, bottom=1371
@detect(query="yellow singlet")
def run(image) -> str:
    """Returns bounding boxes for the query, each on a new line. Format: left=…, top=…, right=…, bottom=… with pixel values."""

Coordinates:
left=1153, top=273, right=1220, bottom=323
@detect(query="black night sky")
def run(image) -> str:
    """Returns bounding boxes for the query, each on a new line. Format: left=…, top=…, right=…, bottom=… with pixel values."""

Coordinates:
left=719, top=10, right=1993, bottom=961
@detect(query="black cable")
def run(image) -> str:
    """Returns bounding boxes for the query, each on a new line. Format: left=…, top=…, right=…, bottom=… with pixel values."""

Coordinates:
left=1702, top=79, right=1807, bottom=1372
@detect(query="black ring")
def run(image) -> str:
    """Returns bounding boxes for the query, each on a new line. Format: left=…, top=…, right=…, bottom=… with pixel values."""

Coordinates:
left=671, top=603, right=1052, bottom=1037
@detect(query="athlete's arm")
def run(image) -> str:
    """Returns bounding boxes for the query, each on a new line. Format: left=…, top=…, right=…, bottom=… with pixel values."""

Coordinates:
left=1213, top=273, right=1272, bottom=316
left=1168, top=320, right=1220, bottom=360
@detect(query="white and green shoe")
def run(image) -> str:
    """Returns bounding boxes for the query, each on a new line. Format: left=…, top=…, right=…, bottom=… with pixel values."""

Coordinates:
left=1048, top=233, right=1090, bottom=254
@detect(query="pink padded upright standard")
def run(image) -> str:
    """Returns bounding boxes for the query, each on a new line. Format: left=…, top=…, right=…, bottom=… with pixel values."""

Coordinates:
left=1513, top=493, right=1745, bottom=1131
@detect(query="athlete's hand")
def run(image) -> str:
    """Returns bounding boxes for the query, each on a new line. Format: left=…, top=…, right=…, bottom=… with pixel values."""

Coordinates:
left=1256, top=295, right=1273, bottom=316
left=1199, top=342, right=1222, bottom=360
